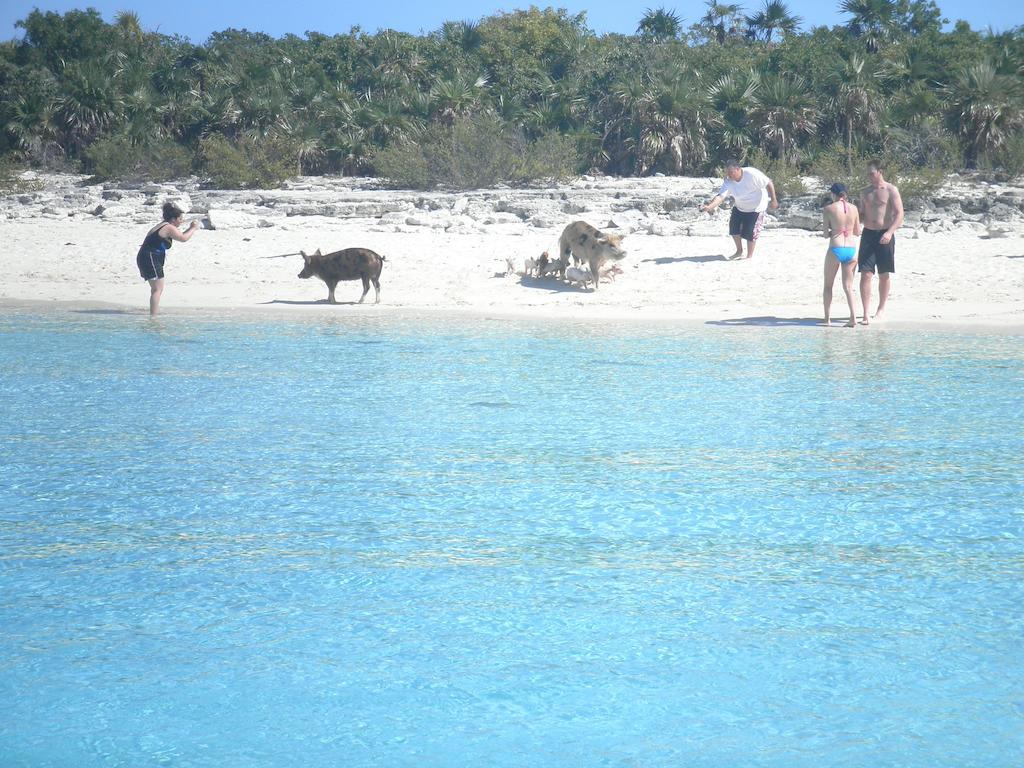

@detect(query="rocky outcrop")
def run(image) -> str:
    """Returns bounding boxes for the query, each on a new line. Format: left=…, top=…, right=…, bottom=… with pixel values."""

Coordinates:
left=3, top=170, right=1022, bottom=239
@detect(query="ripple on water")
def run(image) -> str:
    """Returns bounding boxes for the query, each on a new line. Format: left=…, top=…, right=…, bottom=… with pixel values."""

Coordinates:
left=0, top=314, right=1022, bottom=767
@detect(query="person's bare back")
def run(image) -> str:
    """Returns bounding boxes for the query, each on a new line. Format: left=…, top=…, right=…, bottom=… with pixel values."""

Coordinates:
left=823, top=198, right=860, bottom=247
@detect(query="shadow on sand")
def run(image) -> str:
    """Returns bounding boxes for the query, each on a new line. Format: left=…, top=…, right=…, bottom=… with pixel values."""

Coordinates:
left=517, top=276, right=590, bottom=293
left=261, top=299, right=365, bottom=306
left=642, top=254, right=728, bottom=265
left=706, top=316, right=825, bottom=328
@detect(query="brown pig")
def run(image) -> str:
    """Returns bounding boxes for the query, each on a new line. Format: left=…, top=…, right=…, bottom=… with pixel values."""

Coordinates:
left=298, top=247, right=385, bottom=304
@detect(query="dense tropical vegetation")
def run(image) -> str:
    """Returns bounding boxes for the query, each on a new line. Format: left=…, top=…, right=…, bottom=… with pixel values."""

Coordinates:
left=0, top=3, right=1021, bottom=189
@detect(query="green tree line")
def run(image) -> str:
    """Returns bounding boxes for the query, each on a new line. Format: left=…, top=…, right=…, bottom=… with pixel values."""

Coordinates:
left=1, top=3, right=1021, bottom=188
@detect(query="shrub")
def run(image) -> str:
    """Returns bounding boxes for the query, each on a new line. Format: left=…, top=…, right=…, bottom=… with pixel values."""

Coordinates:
left=199, top=133, right=299, bottom=189
left=805, top=145, right=865, bottom=202
left=370, top=141, right=430, bottom=189
left=372, top=113, right=578, bottom=190
left=888, top=165, right=948, bottom=207
left=745, top=150, right=807, bottom=199
left=517, top=131, right=581, bottom=183
left=84, top=134, right=193, bottom=181
left=807, top=145, right=948, bottom=209
left=883, top=119, right=961, bottom=171
left=987, top=133, right=1024, bottom=181
left=0, top=157, right=42, bottom=194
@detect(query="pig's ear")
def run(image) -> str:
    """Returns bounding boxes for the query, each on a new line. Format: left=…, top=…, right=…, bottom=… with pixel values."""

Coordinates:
left=314, top=248, right=322, bottom=256
left=300, top=250, right=310, bottom=261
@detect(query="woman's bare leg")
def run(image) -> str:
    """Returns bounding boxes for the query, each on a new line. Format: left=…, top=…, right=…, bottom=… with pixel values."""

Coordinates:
left=841, top=262, right=857, bottom=327
left=823, top=252, right=840, bottom=325
left=148, top=278, right=164, bottom=315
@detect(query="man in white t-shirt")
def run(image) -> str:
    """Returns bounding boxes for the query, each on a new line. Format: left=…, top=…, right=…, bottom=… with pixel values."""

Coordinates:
left=701, top=160, right=779, bottom=259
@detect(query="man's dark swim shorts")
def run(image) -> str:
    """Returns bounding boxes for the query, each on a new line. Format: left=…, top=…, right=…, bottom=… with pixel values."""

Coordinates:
left=858, top=228, right=895, bottom=274
left=729, top=208, right=765, bottom=241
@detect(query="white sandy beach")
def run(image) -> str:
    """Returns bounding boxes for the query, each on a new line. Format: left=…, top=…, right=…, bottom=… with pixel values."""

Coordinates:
left=2, top=172, right=1023, bottom=327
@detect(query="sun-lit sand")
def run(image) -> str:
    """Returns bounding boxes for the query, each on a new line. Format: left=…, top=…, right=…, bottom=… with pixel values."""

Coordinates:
left=2, top=172, right=1022, bottom=328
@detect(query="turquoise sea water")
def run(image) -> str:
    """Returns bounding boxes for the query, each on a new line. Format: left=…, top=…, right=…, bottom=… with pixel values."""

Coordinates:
left=1, top=310, right=1022, bottom=767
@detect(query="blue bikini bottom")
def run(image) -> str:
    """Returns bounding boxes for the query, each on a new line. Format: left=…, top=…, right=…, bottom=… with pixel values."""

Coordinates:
left=831, top=246, right=856, bottom=264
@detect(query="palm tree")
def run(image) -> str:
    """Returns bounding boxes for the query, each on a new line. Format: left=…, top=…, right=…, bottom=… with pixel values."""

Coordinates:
left=878, top=46, right=942, bottom=127
left=609, top=65, right=713, bottom=174
left=331, top=130, right=374, bottom=176
left=311, top=85, right=373, bottom=174
left=234, top=67, right=293, bottom=138
left=523, top=74, right=586, bottom=136
left=364, top=94, right=421, bottom=146
left=114, top=10, right=144, bottom=45
left=753, top=73, right=819, bottom=164
left=650, top=70, right=713, bottom=172
left=944, top=60, right=1024, bottom=168
left=707, top=70, right=759, bottom=159
left=699, top=1, right=745, bottom=44
left=441, top=20, right=485, bottom=53
left=826, top=52, right=882, bottom=170
left=369, top=32, right=428, bottom=97
left=603, top=74, right=650, bottom=173
left=57, top=61, right=124, bottom=154
left=429, top=72, right=489, bottom=125
left=121, top=86, right=164, bottom=146
left=840, top=0, right=897, bottom=52
left=745, top=0, right=801, bottom=43
left=6, top=90, right=63, bottom=165
left=637, top=8, right=684, bottom=41
left=988, top=30, right=1024, bottom=79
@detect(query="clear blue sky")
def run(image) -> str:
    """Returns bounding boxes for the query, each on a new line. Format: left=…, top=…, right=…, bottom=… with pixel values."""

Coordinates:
left=2, top=0, right=1020, bottom=44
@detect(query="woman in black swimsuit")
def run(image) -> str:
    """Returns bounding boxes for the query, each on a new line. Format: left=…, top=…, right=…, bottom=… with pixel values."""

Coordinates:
left=137, top=201, right=200, bottom=315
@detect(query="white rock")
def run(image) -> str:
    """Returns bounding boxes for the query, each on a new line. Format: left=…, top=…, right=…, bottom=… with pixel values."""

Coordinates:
left=205, top=209, right=260, bottom=230
left=99, top=205, right=135, bottom=219
left=647, top=222, right=678, bottom=236
left=446, top=215, right=478, bottom=230
left=483, top=214, right=523, bottom=226
left=530, top=215, right=560, bottom=228
left=782, top=209, right=822, bottom=231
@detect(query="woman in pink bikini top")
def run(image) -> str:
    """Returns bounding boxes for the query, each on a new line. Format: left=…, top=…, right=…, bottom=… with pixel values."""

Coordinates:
left=822, top=182, right=862, bottom=327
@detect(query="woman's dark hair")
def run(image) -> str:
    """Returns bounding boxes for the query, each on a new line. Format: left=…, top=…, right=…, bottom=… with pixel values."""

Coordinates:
left=162, top=201, right=184, bottom=222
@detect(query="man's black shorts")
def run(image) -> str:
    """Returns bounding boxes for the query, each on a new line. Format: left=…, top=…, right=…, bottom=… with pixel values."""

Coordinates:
left=858, top=228, right=895, bottom=273
left=729, top=208, right=765, bottom=241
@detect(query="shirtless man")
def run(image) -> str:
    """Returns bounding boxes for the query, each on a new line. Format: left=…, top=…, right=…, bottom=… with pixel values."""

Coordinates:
left=857, top=160, right=904, bottom=324
left=822, top=182, right=861, bottom=327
